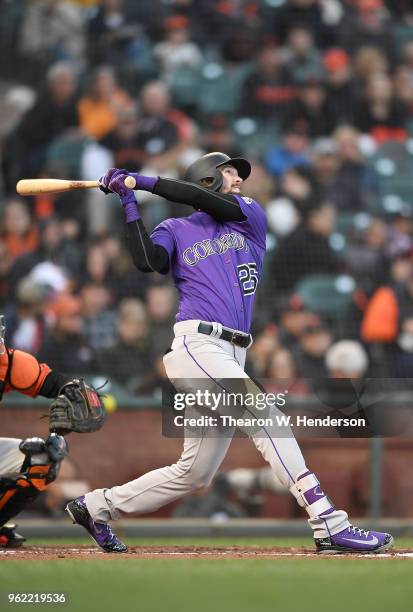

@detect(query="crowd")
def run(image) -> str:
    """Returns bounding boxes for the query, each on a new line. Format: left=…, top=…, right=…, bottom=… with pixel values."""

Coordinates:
left=1, top=0, right=413, bottom=394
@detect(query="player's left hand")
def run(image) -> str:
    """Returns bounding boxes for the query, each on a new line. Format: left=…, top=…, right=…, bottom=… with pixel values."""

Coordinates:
left=98, top=168, right=128, bottom=195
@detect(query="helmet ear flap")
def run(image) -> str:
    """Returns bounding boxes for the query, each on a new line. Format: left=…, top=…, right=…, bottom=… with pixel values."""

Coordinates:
left=203, top=169, right=223, bottom=192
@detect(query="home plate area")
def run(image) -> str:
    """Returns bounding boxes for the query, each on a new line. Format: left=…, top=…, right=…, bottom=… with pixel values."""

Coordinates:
left=2, top=546, right=413, bottom=560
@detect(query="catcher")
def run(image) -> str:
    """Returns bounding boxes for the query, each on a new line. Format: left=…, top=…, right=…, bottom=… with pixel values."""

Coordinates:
left=0, top=314, right=105, bottom=548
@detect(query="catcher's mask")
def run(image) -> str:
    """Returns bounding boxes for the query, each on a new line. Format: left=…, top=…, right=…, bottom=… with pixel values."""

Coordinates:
left=0, top=315, right=5, bottom=356
left=184, top=152, right=251, bottom=192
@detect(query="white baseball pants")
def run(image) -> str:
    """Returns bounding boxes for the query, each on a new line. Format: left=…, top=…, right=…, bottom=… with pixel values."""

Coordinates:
left=85, top=321, right=350, bottom=538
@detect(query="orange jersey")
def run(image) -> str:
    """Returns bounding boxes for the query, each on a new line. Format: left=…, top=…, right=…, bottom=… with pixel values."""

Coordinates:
left=0, top=348, right=52, bottom=399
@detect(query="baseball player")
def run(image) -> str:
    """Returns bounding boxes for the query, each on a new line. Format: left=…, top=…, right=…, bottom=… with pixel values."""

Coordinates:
left=0, top=314, right=105, bottom=547
left=66, top=153, right=393, bottom=554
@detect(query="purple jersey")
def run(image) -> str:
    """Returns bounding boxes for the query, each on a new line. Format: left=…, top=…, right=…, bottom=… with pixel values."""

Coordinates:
left=151, top=196, right=266, bottom=333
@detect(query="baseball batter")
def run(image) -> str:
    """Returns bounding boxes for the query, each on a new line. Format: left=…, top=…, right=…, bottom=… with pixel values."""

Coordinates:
left=67, top=153, right=393, bottom=554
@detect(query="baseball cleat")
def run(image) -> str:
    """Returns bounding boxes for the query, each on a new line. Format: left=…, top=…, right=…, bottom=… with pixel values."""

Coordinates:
left=315, top=525, right=393, bottom=554
left=0, top=524, right=26, bottom=548
left=66, top=496, right=127, bottom=553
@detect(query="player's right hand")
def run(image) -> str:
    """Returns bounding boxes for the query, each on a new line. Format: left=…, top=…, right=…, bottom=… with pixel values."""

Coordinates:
left=98, top=168, right=128, bottom=194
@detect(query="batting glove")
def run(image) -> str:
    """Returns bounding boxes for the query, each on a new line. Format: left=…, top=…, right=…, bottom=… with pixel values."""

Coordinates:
left=100, top=168, right=140, bottom=223
left=98, top=168, right=128, bottom=194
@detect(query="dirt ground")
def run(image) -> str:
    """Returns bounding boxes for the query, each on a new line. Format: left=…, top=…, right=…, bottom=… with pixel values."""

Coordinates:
left=1, top=545, right=413, bottom=560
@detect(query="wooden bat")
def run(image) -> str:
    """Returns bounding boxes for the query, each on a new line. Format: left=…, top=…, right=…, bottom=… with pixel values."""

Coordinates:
left=16, top=177, right=137, bottom=196
left=16, top=179, right=100, bottom=196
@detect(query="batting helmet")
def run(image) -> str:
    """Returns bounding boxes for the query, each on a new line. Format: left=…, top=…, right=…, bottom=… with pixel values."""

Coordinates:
left=184, top=152, right=251, bottom=192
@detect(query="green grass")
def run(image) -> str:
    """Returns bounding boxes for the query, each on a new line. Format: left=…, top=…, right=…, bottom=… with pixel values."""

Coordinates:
left=1, top=538, right=412, bottom=612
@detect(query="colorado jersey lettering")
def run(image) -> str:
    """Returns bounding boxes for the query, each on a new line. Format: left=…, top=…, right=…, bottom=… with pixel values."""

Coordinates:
left=151, top=196, right=266, bottom=333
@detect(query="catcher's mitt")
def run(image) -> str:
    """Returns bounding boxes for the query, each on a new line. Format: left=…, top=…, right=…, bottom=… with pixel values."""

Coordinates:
left=48, top=379, right=106, bottom=435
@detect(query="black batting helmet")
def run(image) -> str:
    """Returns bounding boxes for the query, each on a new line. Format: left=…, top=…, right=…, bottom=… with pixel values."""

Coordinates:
left=184, top=152, right=251, bottom=192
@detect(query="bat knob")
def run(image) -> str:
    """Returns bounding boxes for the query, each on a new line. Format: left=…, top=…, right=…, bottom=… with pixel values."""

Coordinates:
left=124, top=176, right=136, bottom=189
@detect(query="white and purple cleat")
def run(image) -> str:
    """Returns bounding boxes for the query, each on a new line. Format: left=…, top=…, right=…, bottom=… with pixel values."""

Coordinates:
left=66, top=496, right=127, bottom=553
left=315, top=525, right=393, bottom=554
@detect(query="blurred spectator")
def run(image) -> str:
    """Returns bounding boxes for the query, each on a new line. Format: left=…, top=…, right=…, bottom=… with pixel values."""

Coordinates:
left=81, top=242, right=111, bottom=286
left=266, top=197, right=300, bottom=239
left=205, top=1, right=261, bottom=58
left=266, top=346, right=297, bottom=378
left=77, top=66, right=132, bottom=139
left=87, top=0, right=147, bottom=67
left=343, top=217, right=389, bottom=292
left=80, top=282, right=117, bottom=350
left=264, top=125, right=310, bottom=178
left=277, top=303, right=320, bottom=354
left=383, top=1, right=413, bottom=19
left=361, top=256, right=413, bottom=376
left=325, top=340, right=369, bottom=378
left=324, top=48, right=356, bottom=125
left=239, top=45, right=295, bottom=123
left=386, top=212, right=413, bottom=259
left=153, top=15, right=203, bottom=78
left=394, top=64, right=413, bottom=116
left=292, top=323, right=333, bottom=379
left=338, top=0, right=396, bottom=65
left=5, top=61, right=79, bottom=183
left=311, top=138, right=340, bottom=198
left=7, top=216, right=81, bottom=301
left=354, top=72, right=408, bottom=142
left=3, top=277, right=46, bottom=354
left=282, top=25, right=323, bottom=84
left=269, top=201, right=338, bottom=291
left=100, top=234, right=148, bottom=303
left=99, top=104, right=144, bottom=170
left=97, top=298, right=154, bottom=387
left=401, top=40, right=413, bottom=73
left=352, top=46, right=389, bottom=84
left=270, top=0, right=339, bottom=49
left=38, top=294, right=95, bottom=374
left=1, top=199, right=39, bottom=265
left=146, top=284, right=175, bottom=357
left=277, top=165, right=319, bottom=215
left=140, top=81, right=192, bottom=146
left=138, top=81, right=181, bottom=165
left=283, top=74, right=337, bottom=138
left=312, top=340, right=372, bottom=438
left=312, top=135, right=369, bottom=211
left=265, top=346, right=310, bottom=395
left=18, top=0, right=85, bottom=78
left=332, top=125, right=373, bottom=210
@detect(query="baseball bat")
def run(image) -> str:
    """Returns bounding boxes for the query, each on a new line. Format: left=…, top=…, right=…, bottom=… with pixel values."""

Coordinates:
left=16, top=179, right=100, bottom=196
left=16, top=177, right=137, bottom=196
